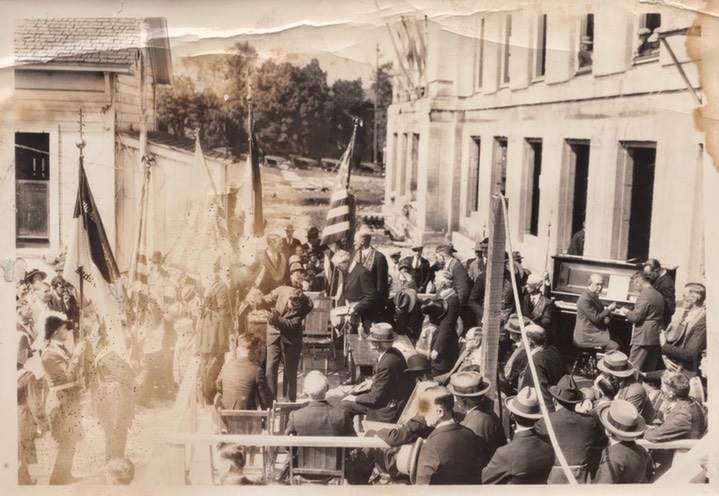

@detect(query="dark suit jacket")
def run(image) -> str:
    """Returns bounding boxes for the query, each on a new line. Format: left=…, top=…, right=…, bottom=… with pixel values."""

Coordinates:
left=616, top=377, right=655, bottom=423
left=653, top=271, right=676, bottom=328
left=342, top=263, right=379, bottom=317
left=393, top=288, right=423, bottom=342
left=573, top=289, right=612, bottom=348
left=431, top=290, right=460, bottom=375
left=521, top=293, right=554, bottom=330
left=416, top=422, right=486, bottom=485
left=662, top=309, right=706, bottom=373
left=216, top=356, right=273, bottom=411
left=446, top=257, right=472, bottom=305
left=403, top=255, right=431, bottom=293
left=355, top=347, right=413, bottom=422
left=261, top=286, right=313, bottom=344
left=354, top=247, right=389, bottom=304
left=534, top=408, right=601, bottom=466
left=643, top=398, right=706, bottom=442
left=519, top=346, right=563, bottom=412
left=460, top=406, right=507, bottom=460
left=626, top=285, right=664, bottom=346
left=376, top=415, right=432, bottom=446
left=482, top=428, right=555, bottom=484
left=284, top=400, right=355, bottom=436
left=257, top=250, right=289, bottom=294
left=594, top=441, right=650, bottom=484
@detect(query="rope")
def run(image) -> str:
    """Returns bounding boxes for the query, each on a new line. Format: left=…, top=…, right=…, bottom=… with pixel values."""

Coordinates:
left=498, top=194, right=578, bottom=485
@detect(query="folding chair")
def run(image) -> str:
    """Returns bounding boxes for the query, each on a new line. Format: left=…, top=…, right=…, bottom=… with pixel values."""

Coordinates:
left=269, top=401, right=306, bottom=478
left=209, top=407, right=272, bottom=484
left=289, top=446, right=346, bottom=485
left=303, top=292, right=335, bottom=374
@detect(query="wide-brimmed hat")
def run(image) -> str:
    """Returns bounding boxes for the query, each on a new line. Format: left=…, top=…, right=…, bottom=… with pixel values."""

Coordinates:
left=597, top=400, right=647, bottom=439
left=597, top=350, right=635, bottom=378
left=367, top=322, right=397, bottom=342
left=504, top=313, right=533, bottom=333
left=449, top=371, right=491, bottom=397
left=405, top=354, right=431, bottom=374
left=421, top=299, right=447, bottom=321
left=411, top=245, right=423, bottom=252
left=505, top=386, right=543, bottom=419
left=396, top=438, right=423, bottom=485
left=549, top=375, right=585, bottom=404
left=435, top=244, right=456, bottom=255
left=24, top=268, right=47, bottom=284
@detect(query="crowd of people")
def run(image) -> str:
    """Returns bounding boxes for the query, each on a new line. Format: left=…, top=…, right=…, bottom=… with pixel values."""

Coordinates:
left=15, top=222, right=709, bottom=485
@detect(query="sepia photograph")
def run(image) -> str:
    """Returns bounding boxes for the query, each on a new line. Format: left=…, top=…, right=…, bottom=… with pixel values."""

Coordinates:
left=0, top=0, right=717, bottom=493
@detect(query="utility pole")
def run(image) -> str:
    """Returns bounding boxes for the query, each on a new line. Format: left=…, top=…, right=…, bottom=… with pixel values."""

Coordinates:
left=373, top=43, right=379, bottom=165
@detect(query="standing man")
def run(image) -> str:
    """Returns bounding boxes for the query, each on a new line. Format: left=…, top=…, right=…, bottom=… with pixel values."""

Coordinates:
left=353, top=230, right=389, bottom=313
left=573, top=273, right=620, bottom=350
left=567, top=220, right=585, bottom=256
left=643, top=259, right=676, bottom=329
left=434, top=245, right=471, bottom=305
left=281, top=224, right=302, bottom=258
left=331, top=250, right=379, bottom=333
left=388, top=251, right=402, bottom=293
left=429, top=270, right=460, bottom=376
left=618, top=272, right=664, bottom=372
left=197, top=275, right=233, bottom=405
left=257, top=286, right=313, bottom=402
left=415, top=386, right=487, bottom=485
left=256, top=234, right=289, bottom=294
left=465, top=238, right=488, bottom=283
left=403, top=245, right=431, bottom=293
left=302, top=226, right=322, bottom=257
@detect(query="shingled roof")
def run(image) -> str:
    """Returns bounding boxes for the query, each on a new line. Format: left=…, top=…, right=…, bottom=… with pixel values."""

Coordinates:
left=15, top=17, right=173, bottom=84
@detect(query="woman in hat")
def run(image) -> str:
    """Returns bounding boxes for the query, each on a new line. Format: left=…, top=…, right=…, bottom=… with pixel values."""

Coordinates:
left=594, top=400, right=652, bottom=483
left=41, top=315, right=87, bottom=484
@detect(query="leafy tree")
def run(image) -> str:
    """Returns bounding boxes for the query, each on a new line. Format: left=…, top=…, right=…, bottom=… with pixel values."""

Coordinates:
left=370, top=62, right=394, bottom=164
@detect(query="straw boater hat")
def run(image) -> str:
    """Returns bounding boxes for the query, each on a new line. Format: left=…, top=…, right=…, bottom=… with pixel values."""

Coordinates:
left=549, top=375, right=585, bottom=404
left=597, top=399, right=647, bottom=440
left=504, top=313, right=533, bottom=333
left=449, top=371, right=491, bottom=397
left=395, top=437, right=424, bottom=484
left=505, top=386, right=543, bottom=419
left=597, top=350, right=635, bottom=378
left=366, top=322, right=397, bottom=342
left=411, top=245, right=423, bottom=252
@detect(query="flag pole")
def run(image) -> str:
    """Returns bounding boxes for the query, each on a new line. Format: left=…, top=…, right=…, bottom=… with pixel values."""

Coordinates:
left=76, top=108, right=86, bottom=340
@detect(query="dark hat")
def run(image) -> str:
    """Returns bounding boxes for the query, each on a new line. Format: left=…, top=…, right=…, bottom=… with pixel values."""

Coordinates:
left=435, top=244, right=456, bottom=255
left=505, top=386, right=543, bottom=419
left=474, top=238, right=489, bottom=251
left=285, top=223, right=295, bottom=232
left=411, top=245, right=423, bottom=252
left=45, top=315, right=71, bottom=340
left=404, top=354, right=431, bottom=374
left=597, top=350, right=635, bottom=378
left=307, top=226, right=319, bottom=236
left=449, top=372, right=491, bottom=397
left=24, top=269, right=47, bottom=284
left=597, top=400, right=647, bottom=440
left=504, top=313, right=532, bottom=333
left=390, top=251, right=401, bottom=260
left=549, top=375, right=585, bottom=404
left=512, top=251, right=523, bottom=262
left=398, top=258, right=413, bottom=271
left=421, top=299, right=447, bottom=321
left=367, top=322, right=397, bottom=342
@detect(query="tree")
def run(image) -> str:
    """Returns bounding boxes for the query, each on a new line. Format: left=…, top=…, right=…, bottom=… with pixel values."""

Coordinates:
left=371, top=62, right=394, bottom=164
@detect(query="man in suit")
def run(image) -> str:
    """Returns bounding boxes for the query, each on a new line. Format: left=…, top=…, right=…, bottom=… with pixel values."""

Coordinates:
left=415, top=386, right=486, bottom=484
left=658, top=283, right=706, bottom=374
left=594, top=400, right=652, bottom=483
left=534, top=375, right=603, bottom=482
left=392, top=259, right=423, bottom=344
left=285, top=371, right=355, bottom=436
left=521, top=273, right=555, bottom=331
left=256, top=233, right=289, bottom=294
left=353, top=230, right=389, bottom=312
left=518, top=325, right=563, bottom=412
left=281, top=224, right=302, bottom=258
left=341, top=323, right=414, bottom=422
left=644, top=370, right=706, bottom=442
left=403, top=245, right=431, bottom=293
left=617, top=271, right=664, bottom=372
left=482, top=387, right=555, bottom=484
left=597, top=351, right=656, bottom=423
left=215, top=334, right=273, bottom=412
left=429, top=270, right=460, bottom=376
left=465, top=238, right=488, bottom=283
left=643, top=258, right=676, bottom=328
left=450, top=372, right=507, bottom=460
left=332, top=249, right=379, bottom=333
left=434, top=244, right=472, bottom=305
left=573, top=273, right=620, bottom=350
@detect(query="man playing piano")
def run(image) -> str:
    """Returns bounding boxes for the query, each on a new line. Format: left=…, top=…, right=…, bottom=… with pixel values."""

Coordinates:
left=573, top=274, right=620, bottom=351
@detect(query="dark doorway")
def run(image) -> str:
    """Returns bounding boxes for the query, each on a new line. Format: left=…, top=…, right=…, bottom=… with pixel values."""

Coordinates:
left=625, top=146, right=656, bottom=261
left=570, top=142, right=590, bottom=236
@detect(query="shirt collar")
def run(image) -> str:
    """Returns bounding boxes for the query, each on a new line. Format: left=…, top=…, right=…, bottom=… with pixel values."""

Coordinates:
left=435, top=418, right=456, bottom=429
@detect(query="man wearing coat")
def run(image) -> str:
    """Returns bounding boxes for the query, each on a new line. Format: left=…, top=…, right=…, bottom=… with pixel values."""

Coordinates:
left=215, top=334, right=273, bottom=412
left=643, top=258, right=676, bottom=328
left=482, top=387, right=555, bottom=484
left=416, top=386, right=486, bottom=484
left=256, top=234, right=290, bottom=294
left=434, top=245, right=472, bottom=305
left=332, top=250, right=380, bottom=333
left=573, top=273, right=619, bottom=350
left=521, top=273, right=555, bottom=331
left=659, top=283, right=706, bottom=374
left=618, top=271, right=664, bottom=372
left=353, top=230, right=389, bottom=312
left=429, top=270, right=460, bottom=376
left=341, top=323, right=414, bottom=422
left=403, top=245, right=431, bottom=293
left=285, top=371, right=355, bottom=437
left=518, top=325, right=563, bottom=413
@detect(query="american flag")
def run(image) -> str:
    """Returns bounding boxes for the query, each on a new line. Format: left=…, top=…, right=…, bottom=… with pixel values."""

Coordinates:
left=243, top=93, right=264, bottom=238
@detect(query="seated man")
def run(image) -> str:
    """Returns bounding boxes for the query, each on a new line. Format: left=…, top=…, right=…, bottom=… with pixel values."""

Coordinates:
left=597, top=351, right=655, bottom=423
left=415, top=386, right=487, bottom=485
left=521, top=273, right=554, bottom=331
left=518, top=325, right=563, bottom=413
left=434, top=326, right=483, bottom=385
left=657, top=283, right=706, bottom=376
left=482, top=387, right=555, bottom=484
left=285, top=371, right=355, bottom=437
left=215, top=334, right=273, bottom=413
left=573, top=273, right=619, bottom=351
left=341, top=323, right=414, bottom=423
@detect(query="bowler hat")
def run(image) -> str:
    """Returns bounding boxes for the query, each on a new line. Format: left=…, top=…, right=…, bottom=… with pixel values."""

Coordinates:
left=549, top=374, right=585, bottom=404
left=597, top=350, right=635, bottom=378
left=24, top=268, right=47, bottom=284
left=367, top=322, right=397, bottom=342
left=404, top=354, right=431, bottom=374
left=505, top=386, right=543, bottom=419
left=449, top=371, right=491, bottom=397
left=504, top=313, right=532, bottom=333
left=45, top=315, right=71, bottom=341
left=597, top=400, right=647, bottom=439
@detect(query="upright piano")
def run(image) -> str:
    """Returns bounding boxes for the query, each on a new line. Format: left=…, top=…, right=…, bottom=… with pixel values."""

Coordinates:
left=550, top=254, right=677, bottom=355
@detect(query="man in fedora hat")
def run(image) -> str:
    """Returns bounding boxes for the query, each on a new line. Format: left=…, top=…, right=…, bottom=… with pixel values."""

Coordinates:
left=341, top=323, right=413, bottom=423
left=594, top=400, right=652, bottom=483
left=597, top=351, right=655, bottom=423
left=499, top=314, right=533, bottom=395
left=535, top=375, right=603, bottom=481
left=434, top=244, right=471, bottom=305
left=482, top=386, right=555, bottom=484
left=450, top=372, right=506, bottom=459
left=402, top=245, right=431, bottom=293
left=465, top=238, right=488, bottom=283
left=281, top=224, right=302, bottom=258
left=415, top=386, right=486, bottom=484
